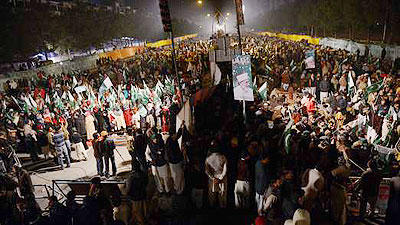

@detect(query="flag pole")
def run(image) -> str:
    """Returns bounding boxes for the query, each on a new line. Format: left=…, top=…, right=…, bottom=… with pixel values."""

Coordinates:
left=170, top=30, right=184, bottom=106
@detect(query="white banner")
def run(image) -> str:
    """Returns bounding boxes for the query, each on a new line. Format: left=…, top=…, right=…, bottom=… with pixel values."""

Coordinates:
left=232, top=55, right=254, bottom=101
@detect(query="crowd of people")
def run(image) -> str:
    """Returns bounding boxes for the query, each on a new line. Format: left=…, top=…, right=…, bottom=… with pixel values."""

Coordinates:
left=0, top=34, right=399, bottom=225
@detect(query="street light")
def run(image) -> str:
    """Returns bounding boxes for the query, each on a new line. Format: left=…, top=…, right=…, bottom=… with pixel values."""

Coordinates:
left=197, top=0, right=203, bottom=5
left=207, top=13, right=211, bottom=17
left=226, top=12, right=230, bottom=16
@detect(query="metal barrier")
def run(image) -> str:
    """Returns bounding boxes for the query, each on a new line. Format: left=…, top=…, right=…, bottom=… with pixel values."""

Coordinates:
left=52, top=179, right=130, bottom=204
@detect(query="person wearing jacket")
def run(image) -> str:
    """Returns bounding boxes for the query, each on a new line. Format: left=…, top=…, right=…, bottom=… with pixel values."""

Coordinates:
left=100, top=131, right=117, bottom=177
left=73, top=112, right=86, bottom=140
left=53, top=127, right=71, bottom=170
left=71, top=127, right=88, bottom=161
left=165, top=124, right=185, bottom=194
left=319, top=75, right=330, bottom=103
left=134, top=129, right=147, bottom=171
left=93, top=133, right=104, bottom=176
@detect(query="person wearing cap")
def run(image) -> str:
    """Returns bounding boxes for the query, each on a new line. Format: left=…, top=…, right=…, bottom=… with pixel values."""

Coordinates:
left=205, top=140, right=228, bottom=208
left=71, top=127, right=88, bottom=161
left=100, top=131, right=117, bottom=177
left=53, top=126, right=71, bottom=170
left=145, top=132, right=170, bottom=193
left=234, top=150, right=251, bottom=209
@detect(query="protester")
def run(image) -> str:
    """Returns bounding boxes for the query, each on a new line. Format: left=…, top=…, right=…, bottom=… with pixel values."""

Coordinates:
left=126, top=160, right=148, bottom=225
left=0, top=34, right=398, bottom=225
left=53, top=126, right=71, bottom=170
left=165, top=123, right=185, bottom=194
left=205, top=140, right=228, bottom=208
left=71, top=127, right=88, bottom=161
left=356, top=160, right=383, bottom=219
left=146, top=132, right=170, bottom=193
left=234, top=151, right=251, bottom=209
left=100, top=131, right=117, bottom=177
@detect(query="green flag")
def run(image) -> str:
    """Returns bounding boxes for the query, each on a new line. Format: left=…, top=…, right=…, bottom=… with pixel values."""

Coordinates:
left=258, top=82, right=268, bottom=100
left=365, top=80, right=384, bottom=96
left=282, top=119, right=294, bottom=154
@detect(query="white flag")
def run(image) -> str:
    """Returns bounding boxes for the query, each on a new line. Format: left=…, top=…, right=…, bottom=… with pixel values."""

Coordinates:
left=61, top=91, right=67, bottom=99
left=73, top=76, right=78, bottom=87
left=24, top=96, right=32, bottom=108
left=348, top=72, right=355, bottom=89
left=103, top=77, right=113, bottom=89
left=210, top=62, right=221, bottom=86
left=45, top=94, right=50, bottom=104
left=68, top=91, right=74, bottom=102
left=28, top=94, right=37, bottom=108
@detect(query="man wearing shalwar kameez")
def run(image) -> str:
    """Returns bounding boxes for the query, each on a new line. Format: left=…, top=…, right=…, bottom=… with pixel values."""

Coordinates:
left=146, top=133, right=170, bottom=193
left=205, top=141, right=228, bottom=208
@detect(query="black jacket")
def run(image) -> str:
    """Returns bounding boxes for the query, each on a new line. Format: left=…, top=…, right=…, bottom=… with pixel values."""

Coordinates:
left=148, top=138, right=166, bottom=167
left=165, top=128, right=183, bottom=164
left=71, top=132, right=83, bottom=144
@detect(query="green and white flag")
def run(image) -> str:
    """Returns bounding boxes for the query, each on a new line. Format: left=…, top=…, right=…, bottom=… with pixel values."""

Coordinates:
left=258, top=82, right=268, bottom=100
left=99, top=76, right=114, bottom=96
left=28, top=94, right=37, bottom=109
left=24, top=96, right=32, bottom=108
left=348, top=72, right=355, bottom=92
left=252, top=76, right=258, bottom=92
left=282, top=119, right=294, bottom=154
left=131, top=85, right=139, bottom=102
left=365, top=80, right=384, bottom=96
left=143, top=81, right=151, bottom=95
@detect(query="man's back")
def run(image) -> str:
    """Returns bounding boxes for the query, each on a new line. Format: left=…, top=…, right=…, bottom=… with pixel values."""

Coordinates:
left=359, top=169, right=382, bottom=197
left=127, top=171, right=148, bottom=201
left=53, top=132, right=65, bottom=147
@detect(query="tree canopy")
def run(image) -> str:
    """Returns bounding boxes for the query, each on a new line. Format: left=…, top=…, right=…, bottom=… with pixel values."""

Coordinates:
left=0, top=2, right=198, bottom=63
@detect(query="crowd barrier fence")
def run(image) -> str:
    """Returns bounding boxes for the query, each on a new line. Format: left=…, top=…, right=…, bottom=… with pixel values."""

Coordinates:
left=259, top=31, right=400, bottom=61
